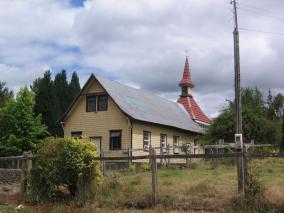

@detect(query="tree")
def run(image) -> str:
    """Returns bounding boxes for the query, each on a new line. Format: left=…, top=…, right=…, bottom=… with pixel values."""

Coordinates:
left=68, top=72, right=81, bottom=104
left=0, top=81, right=13, bottom=107
left=31, top=70, right=81, bottom=136
left=272, top=93, right=284, bottom=118
left=206, top=87, right=281, bottom=144
left=266, top=89, right=275, bottom=119
left=0, top=87, right=47, bottom=156
left=31, top=71, right=57, bottom=135
left=53, top=70, right=69, bottom=134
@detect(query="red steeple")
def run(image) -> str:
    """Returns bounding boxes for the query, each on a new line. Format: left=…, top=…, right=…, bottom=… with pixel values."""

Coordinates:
left=178, top=57, right=210, bottom=125
left=179, top=56, right=194, bottom=87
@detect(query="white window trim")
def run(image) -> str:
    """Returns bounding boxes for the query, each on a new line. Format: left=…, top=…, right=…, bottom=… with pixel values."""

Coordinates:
left=143, top=131, right=151, bottom=151
left=173, top=136, right=180, bottom=154
left=160, top=134, right=167, bottom=153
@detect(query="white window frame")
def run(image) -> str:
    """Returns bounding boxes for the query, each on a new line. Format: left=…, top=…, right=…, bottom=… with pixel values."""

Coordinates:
left=143, top=131, right=151, bottom=151
left=173, top=136, right=180, bottom=154
left=160, top=134, right=167, bottom=153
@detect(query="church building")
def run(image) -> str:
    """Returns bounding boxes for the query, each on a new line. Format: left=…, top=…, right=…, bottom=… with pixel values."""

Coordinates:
left=61, top=57, right=210, bottom=156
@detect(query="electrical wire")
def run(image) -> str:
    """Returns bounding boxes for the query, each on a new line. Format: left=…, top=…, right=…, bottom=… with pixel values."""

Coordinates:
left=239, top=27, right=284, bottom=36
left=238, top=2, right=284, bottom=17
left=238, top=6, right=284, bottom=22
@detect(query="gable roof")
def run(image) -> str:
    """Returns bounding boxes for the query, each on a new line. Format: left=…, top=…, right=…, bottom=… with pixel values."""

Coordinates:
left=62, top=74, right=203, bottom=134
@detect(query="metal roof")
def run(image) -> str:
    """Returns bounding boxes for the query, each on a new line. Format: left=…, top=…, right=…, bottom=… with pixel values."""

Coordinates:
left=95, top=75, right=203, bottom=133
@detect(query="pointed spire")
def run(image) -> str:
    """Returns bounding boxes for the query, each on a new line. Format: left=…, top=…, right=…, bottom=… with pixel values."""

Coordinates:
left=179, top=56, right=194, bottom=87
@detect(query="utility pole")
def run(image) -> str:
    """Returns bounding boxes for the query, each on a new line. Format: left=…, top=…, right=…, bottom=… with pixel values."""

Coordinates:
left=233, top=0, right=242, bottom=135
left=232, top=0, right=246, bottom=196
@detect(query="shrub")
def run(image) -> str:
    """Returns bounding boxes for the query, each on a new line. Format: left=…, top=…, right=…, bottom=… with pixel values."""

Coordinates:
left=28, top=137, right=101, bottom=201
left=141, top=163, right=151, bottom=172
left=245, top=170, right=265, bottom=207
left=232, top=170, right=265, bottom=212
left=128, top=164, right=136, bottom=173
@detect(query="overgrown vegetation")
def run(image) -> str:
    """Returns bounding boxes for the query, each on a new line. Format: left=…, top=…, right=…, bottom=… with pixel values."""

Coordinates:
left=0, top=87, right=47, bottom=156
left=205, top=87, right=284, bottom=144
left=1, top=159, right=283, bottom=212
left=28, top=137, right=101, bottom=202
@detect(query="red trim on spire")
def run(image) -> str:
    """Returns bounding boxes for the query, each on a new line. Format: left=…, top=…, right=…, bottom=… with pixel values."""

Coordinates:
left=178, top=96, right=210, bottom=124
left=179, top=57, right=193, bottom=86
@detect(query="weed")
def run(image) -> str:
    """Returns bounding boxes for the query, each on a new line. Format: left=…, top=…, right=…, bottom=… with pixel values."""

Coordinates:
left=141, top=163, right=151, bottom=172
left=128, top=164, right=136, bottom=174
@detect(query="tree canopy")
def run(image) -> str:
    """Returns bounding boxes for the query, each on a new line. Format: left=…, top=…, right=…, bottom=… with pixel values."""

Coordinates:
left=32, top=70, right=81, bottom=136
left=0, top=87, right=47, bottom=156
left=206, top=87, right=283, bottom=144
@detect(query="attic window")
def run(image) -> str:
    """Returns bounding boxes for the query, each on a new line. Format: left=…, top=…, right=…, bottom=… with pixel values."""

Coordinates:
left=86, top=95, right=96, bottom=112
left=98, top=95, right=108, bottom=111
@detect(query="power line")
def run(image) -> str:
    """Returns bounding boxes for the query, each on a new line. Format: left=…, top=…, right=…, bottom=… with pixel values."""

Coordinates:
left=238, top=2, right=284, bottom=16
left=238, top=6, right=284, bottom=22
left=239, top=27, right=284, bottom=36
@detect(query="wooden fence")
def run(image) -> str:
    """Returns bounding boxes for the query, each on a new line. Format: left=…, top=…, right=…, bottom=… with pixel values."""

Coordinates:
left=95, top=148, right=284, bottom=206
left=0, top=152, right=32, bottom=197
left=1, top=149, right=283, bottom=206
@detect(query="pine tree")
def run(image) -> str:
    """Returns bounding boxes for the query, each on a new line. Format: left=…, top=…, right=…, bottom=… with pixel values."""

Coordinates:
left=68, top=72, right=81, bottom=104
left=53, top=70, right=69, bottom=136
left=31, top=70, right=81, bottom=136
left=31, top=71, right=56, bottom=135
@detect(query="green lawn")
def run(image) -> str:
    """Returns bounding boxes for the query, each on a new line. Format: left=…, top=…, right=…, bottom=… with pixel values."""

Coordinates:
left=1, top=158, right=283, bottom=213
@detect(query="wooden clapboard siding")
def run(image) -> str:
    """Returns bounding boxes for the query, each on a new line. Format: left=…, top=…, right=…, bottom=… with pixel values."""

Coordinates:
left=64, top=78, right=131, bottom=156
left=131, top=121, right=196, bottom=157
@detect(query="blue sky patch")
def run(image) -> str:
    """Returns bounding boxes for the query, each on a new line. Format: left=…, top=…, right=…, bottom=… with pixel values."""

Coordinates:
left=70, top=0, right=85, bottom=7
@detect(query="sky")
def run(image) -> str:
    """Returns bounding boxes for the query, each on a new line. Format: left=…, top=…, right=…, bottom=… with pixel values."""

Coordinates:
left=0, top=0, right=284, bottom=118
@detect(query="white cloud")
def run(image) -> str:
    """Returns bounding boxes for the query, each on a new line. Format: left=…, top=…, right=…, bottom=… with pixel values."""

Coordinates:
left=0, top=0, right=284, bottom=117
left=0, top=63, right=49, bottom=92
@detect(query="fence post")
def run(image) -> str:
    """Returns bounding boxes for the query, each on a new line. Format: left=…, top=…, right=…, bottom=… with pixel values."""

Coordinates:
left=166, top=144, right=170, bottom=167
left=237, top=146, right=248, bottom=198
left=21, top=151, right=32, bottom=198
left=243, top=146, right=248, bottom=198
left=150, top=146, right=158, bottom=206
left=128, top=147, right=131, bottom=168
left=101, top=150, right=105, bottom=176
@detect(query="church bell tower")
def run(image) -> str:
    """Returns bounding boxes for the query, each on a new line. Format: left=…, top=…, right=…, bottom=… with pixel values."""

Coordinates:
left=178, top=56, right=211, bottom=127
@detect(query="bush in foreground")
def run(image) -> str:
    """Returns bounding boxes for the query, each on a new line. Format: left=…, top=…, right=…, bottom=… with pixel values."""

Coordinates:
left=29, top=137, right=101, bottom=201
